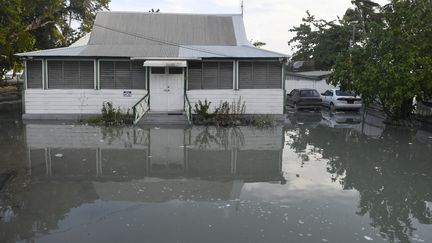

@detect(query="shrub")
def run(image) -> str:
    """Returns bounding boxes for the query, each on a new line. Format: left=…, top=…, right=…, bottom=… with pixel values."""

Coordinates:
left=194, top=99, right=212, bottom=120
left=213, top=97, right=246, bottom=126
left=250, top=115, right=274, bottom=128
left=86, top=102, right=133, bottom=126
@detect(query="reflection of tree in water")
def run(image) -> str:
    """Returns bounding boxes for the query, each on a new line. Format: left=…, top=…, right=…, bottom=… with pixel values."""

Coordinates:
left=194, top=127, right=245, bottom=150
left=0, top=178, right=98, bottom=243
left=101, top=126, right=149, bottom=147
left=286, top=128, right=324, bottom=167
left=286, top=127, right=432, bottom=243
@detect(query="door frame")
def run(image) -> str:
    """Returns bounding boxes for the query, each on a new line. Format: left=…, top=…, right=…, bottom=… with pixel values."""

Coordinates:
left=149, top=66, right=185, bottom=112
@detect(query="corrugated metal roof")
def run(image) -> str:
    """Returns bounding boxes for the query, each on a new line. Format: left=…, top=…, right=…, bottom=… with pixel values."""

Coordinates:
left=296, top=71, right=332, bottom=77
left=16, top=45, right=179, bottom=58
left=69, top=33, right=91, bottom=47
left=286, top=71, right=332, bottom=80
left=81, top=44, right=179, bottom=57
left=89, top=12, right=237, bottom=46
left=179, top=45, right=287, bottom=58
left=16, top=45, right=87, bottom=57
left=16, top=12, right=289, bottom=59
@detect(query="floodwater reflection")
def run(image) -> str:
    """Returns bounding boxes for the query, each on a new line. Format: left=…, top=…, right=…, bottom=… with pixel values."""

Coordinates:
left=0, top=111, right=431, bottom=243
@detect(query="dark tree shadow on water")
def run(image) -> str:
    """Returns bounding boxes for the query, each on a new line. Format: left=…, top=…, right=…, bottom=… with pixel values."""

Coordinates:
left=286, top=126, right=432, bottom=243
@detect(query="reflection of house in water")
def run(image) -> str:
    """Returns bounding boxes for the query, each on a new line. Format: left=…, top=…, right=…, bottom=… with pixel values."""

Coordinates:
left=25, top=125, right=284, bottom=202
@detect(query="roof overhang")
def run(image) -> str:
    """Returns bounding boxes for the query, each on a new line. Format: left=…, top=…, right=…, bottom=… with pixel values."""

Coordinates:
left=143, top=60, right=187, bottom=67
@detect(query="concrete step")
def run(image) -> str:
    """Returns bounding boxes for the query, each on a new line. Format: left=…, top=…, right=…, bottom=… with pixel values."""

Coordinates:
left=137, top=112, right=190, bottom=126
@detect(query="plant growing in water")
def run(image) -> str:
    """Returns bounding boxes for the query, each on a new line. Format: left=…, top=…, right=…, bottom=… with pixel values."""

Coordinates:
left=214, top=97, right=246, bottom=126
left=194, top=99, right=212, bottom=120
left=86, top=102, right=133, bottom=126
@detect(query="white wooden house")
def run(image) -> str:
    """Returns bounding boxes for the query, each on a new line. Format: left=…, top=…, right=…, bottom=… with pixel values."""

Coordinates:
left=16, top=12, right=288, bottom=123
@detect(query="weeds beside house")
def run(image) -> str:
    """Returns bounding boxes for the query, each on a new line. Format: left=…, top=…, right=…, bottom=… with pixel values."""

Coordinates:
left=193, top=98, right=275, bottom=127
left=86, top=102, right=133, bottom=126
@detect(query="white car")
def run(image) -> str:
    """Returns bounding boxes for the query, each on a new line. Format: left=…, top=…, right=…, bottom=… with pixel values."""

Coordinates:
left=3, top=70, right=23, bottom=80
left=321, top=89, right=362, bottom=111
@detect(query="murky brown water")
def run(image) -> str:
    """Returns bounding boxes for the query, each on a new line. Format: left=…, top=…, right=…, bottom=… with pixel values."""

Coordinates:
left=0, top=109, right=431, bottom=243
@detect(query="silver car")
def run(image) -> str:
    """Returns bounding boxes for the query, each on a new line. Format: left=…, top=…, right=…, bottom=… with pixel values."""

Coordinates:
left=321, top=89, right=362, bottom=111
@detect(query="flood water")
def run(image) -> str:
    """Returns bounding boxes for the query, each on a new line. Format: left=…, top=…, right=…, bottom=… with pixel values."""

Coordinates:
left=0, top=109, right=432, bottom=243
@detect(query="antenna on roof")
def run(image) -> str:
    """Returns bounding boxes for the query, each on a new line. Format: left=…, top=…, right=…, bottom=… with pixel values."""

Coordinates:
left=241, top=0, right=244, bottom=16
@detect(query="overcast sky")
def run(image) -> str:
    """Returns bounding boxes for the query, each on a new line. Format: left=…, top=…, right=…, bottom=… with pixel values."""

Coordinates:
left=109, top=0, right=389, bottom=54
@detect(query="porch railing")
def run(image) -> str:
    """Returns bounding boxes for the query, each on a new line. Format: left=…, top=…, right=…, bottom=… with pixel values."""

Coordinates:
left=185, top=94, right=192, bottom=124
left=132, top=93, right=149, bottom=125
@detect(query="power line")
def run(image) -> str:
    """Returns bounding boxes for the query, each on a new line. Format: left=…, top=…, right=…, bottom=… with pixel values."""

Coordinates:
left=92, top=23, right=231, bottom=57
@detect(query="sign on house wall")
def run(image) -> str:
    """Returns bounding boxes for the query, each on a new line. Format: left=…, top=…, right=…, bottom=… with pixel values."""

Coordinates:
left=123, top=91, right=132, bottom=97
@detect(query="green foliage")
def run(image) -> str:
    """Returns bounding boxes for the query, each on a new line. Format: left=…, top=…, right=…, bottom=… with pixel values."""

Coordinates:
left=86, top=102, right=133, bottom=126
left=288, top=1, right=381, bottom=70
left=250, top=39, right=266, bottom=48
left=250, top=115, right=274, bottom=128
left=194, top=99, right=212, bottom=119
left=288, top=11, right=353, bottom=70
left=0, top=0, right=109, bottom=83
left=329, top=0, right=432, bottom=119
left=213, top=98, right=246, bottom=126
left=192, top=97, right=273, bottom=127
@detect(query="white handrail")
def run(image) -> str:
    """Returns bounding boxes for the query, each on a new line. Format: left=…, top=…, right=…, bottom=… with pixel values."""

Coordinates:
left=133, top=94, right=149, bottom=125
left=185, top=95, right=192, bottom=124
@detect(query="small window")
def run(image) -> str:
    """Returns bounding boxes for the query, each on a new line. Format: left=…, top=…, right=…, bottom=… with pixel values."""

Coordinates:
left=335, top=90, right=355, bottom=96
left=169, top=67, right=183, bottom=74
left=300, top=90, right=320, bottom=97
left=151, top=67, right=165, bottom=74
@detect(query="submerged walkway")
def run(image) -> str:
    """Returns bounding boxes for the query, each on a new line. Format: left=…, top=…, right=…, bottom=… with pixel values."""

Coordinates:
left=137, top=112, right=190, bottom=127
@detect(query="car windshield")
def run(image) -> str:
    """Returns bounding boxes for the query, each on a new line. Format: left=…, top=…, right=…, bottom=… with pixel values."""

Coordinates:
left=300, top=90, right=320, bottom=97
left=335, top=90, right=355, bottom=96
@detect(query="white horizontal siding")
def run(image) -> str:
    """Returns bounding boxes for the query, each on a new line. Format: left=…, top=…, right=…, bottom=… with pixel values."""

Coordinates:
left=285, top=78, right=338, bottom=94
left=25, top=89, right=148, bottom=114
left=187, top=89, right=284, bottom=114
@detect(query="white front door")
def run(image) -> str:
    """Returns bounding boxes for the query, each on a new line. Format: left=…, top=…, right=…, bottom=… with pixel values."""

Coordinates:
left=150, top=67, right=184, bottom=112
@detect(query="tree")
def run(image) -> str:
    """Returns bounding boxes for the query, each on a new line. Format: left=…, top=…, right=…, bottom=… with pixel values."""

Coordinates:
left=329, top=0, right=432, bottom=119
left=250, top=39, right=266, bottom=48
left=0, top=0, right=110, bottom=84
left=288, top=11, right=353, bottom=70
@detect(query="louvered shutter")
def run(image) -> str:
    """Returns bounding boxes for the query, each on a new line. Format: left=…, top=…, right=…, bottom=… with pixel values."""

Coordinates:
left=252, top=62, right=268, bottom=89
left=267, top=62, right=282, bottom=88
left=239, top=62, right=253, bottom=89
left=188, top=61, right=202, bottom=90
left=47, top=61, right=63, bottom=89
left=26, top=60, right=42, bottom=88
left=219, top=62, right=233, bottom=89
left=114, top=61, right=131, bottom=89
left=63, top=61, right=80, bottom=89
left=100, top=61, right=115, bottom=89
left=131, top=61, right=146, bottom=89
left=79, top=61, right=95, bottom=89
left=202, top=62, right=218, bottom=89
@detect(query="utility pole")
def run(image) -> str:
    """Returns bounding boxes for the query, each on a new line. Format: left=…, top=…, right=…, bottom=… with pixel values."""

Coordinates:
left=241, top=0, right=244, bottom=16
